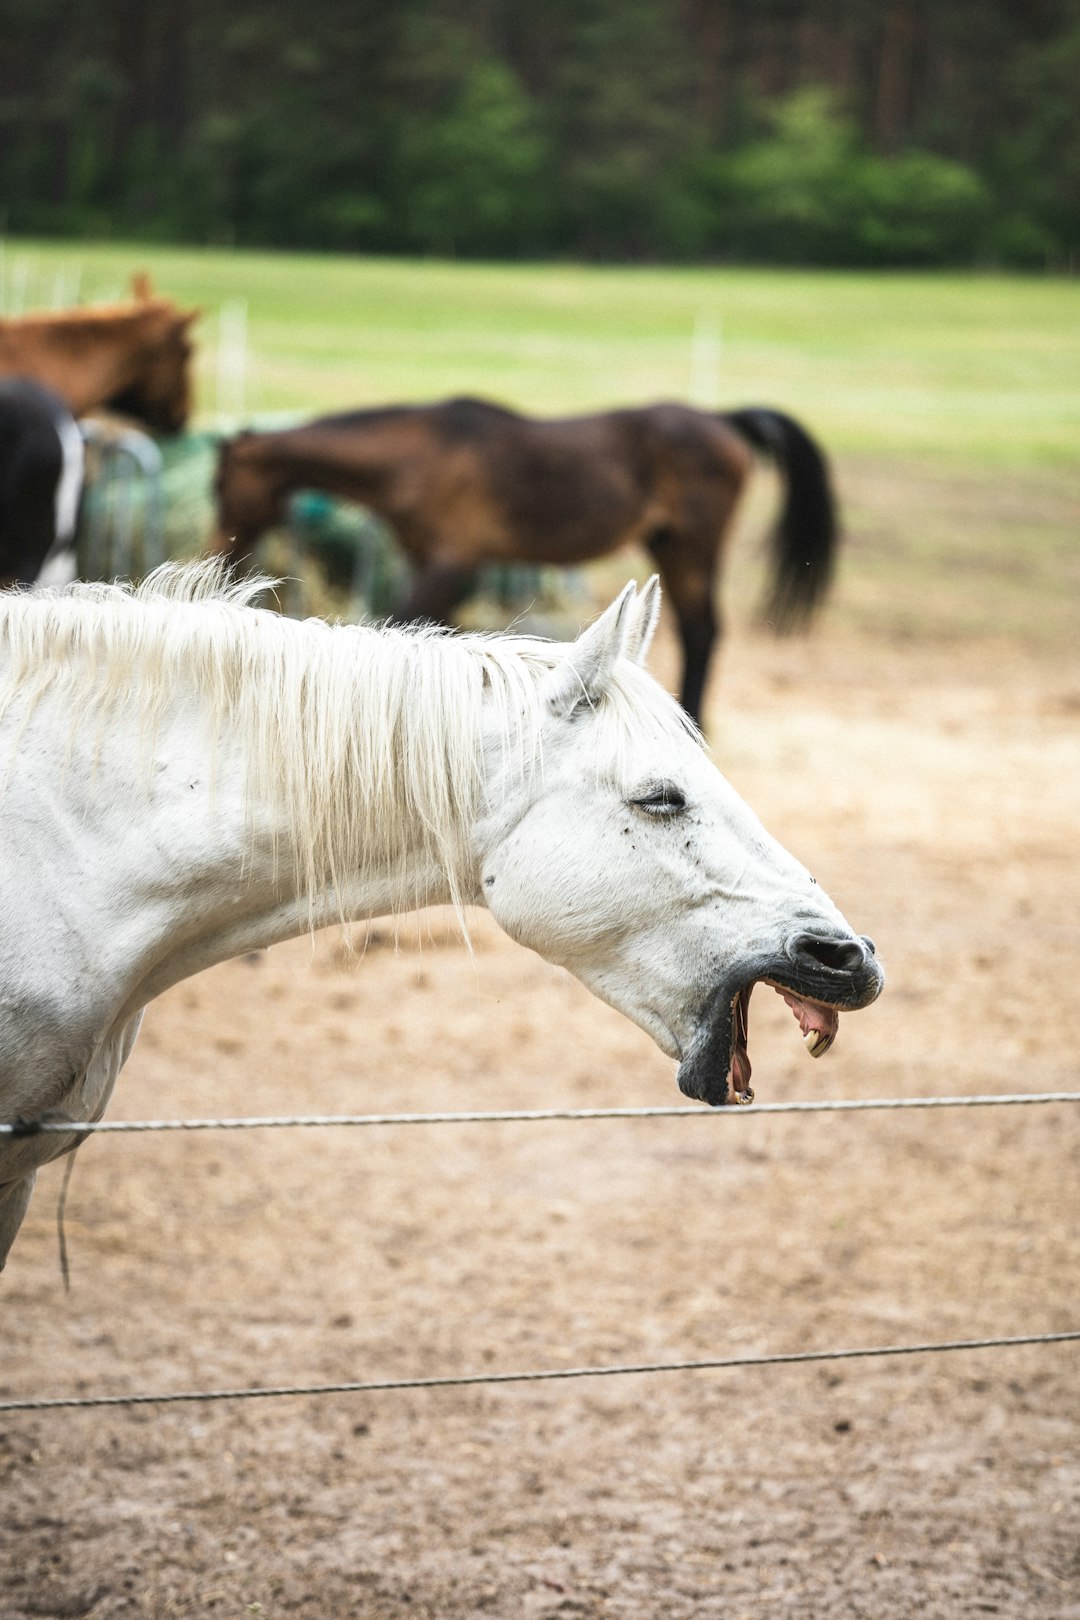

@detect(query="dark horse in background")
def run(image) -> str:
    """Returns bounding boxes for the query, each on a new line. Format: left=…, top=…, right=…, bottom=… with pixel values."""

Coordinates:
left=212, top=398, right=837, bottom=724
left=0, top=378, right=85, bottom=588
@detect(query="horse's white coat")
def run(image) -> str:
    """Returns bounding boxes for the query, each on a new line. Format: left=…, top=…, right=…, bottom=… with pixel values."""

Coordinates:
left=0, top=565, right=876, bottom=1268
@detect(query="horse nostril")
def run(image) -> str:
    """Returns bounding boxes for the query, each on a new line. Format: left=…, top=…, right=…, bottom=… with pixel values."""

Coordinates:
left=788, top=932, right=869, bottom=975
left=860, top=935, right=877, bottom=957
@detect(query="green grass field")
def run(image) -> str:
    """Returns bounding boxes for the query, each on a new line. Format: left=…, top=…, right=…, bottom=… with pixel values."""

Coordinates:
left=6, top=239, right=1079, bottom=466
left=4, top=238, right=1078, bottom=647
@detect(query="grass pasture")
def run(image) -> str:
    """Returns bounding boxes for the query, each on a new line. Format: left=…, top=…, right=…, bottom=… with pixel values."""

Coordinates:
left=6, top=240, right=1079, bottom=463
left=2, top=244, right=1079, bottom=1620
left=5, top=240, right=1078, bottom=655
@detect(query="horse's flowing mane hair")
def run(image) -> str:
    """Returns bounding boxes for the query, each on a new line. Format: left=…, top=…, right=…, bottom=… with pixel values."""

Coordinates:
left=0, top=562, right=699, bottom=916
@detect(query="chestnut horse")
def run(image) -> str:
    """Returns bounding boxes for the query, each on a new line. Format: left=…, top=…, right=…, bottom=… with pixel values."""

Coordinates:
left=0, top=277, right=197, bottom=436
left=212, top=398, right=837, bottom=723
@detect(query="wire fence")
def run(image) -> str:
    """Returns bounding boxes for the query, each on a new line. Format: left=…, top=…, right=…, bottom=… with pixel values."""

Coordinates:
left=4, top=1090, right=1079, bottom=1136
left=2, top=1332, right=1078, bottom=1415
left=5, top=1088, right=1077, bottom=1417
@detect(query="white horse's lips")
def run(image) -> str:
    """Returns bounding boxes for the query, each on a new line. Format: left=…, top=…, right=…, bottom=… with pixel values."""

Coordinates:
left=676, top=942, right=884, bottom=1108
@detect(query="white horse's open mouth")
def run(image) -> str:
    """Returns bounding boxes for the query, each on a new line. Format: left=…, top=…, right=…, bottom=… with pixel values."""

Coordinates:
left=727, top=981, right=842, bottom=1105
left=678, top=936, right=884, bottom=1108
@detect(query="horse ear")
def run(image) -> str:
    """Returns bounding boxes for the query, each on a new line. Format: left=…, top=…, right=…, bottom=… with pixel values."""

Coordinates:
left=132, top=272, right=154, bottom=301
left=541, top=581, right=639, bottom=719
left=624, top=574, right=661, bottom=666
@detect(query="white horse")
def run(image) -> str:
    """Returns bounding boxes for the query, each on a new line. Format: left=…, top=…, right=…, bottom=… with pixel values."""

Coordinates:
left=0, top=563, right=883, bottom=1269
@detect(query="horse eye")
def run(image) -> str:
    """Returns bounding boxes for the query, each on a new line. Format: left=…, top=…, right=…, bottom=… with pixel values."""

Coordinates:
left=631, top=784, right=688, bottom=816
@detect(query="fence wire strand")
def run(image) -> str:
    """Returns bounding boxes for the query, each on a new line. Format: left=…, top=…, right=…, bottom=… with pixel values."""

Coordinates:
left=2, top=1332, right=1077, bottom=1415
left=3, top=1091, right=1079, bottom=1136
left=4, top=1091, right=1077, bottom=1418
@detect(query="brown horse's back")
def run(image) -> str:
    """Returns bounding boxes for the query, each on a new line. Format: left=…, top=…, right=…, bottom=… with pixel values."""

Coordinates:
left=215, top=405, right=496, bottom=564
left=215, top=397, right=753, bottom=565
left=428, top=399, right=648, bottom=564
left=212, top=395, right=835, bottom=725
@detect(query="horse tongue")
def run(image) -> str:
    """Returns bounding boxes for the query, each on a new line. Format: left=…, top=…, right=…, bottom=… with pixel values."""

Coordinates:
left=730, top=1042, right=753, bottom=1099
left=727, top=988, right=754, bottom=1104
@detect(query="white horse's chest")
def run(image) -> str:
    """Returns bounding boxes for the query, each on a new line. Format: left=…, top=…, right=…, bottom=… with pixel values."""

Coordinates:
left=0, top=1014, right=143, bottom=1191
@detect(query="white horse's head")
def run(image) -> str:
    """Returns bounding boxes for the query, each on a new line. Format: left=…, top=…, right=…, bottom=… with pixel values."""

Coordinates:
left=477, top=579, right=883, bottom=1106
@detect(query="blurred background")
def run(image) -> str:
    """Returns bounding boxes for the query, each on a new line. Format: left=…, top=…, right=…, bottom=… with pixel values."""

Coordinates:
left=1, top=0, right=1077, bottom=644
left=2, top=0, right=1078, bottom=268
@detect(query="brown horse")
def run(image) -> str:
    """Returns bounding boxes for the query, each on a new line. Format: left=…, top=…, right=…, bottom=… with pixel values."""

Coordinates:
left=212, top=398, right=837, bottom=722
left=0, top=276, right=197, bottom=435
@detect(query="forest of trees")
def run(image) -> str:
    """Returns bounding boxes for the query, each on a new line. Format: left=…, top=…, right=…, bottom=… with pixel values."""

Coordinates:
left=1, top=0, right=1077, bottom=268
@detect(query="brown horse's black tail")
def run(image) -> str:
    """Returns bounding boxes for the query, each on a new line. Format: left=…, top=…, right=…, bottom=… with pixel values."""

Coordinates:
left=723, top=407, right=838, bottom=630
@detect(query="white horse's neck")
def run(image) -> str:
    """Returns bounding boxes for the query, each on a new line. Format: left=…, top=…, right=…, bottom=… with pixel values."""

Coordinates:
left=0, top=629, right=472, bottom=1258
left=97, top=703, right=464, bottom=1020
left=0, top=593, right=516, bottom=1115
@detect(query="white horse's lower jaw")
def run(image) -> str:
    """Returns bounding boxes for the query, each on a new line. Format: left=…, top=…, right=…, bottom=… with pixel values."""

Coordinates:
left=677, top=944, right=885, bottom=1108
left=627, top=1004, right=683, bottom=1061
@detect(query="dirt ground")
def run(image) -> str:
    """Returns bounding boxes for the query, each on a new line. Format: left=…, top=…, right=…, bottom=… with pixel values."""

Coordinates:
left=2, top=461, right=1078, bottom=1619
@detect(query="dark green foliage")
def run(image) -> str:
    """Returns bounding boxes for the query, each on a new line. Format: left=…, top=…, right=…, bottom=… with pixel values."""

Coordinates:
left=0, top=0, right=1076, bottom=266
left=386, top=21, right=551, bottom=256
left=700, top=90, right=994, bottom=266
left=545, top=0, right=706, bottom=258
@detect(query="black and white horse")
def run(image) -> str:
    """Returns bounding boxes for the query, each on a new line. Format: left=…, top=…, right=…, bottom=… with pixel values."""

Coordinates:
left=0, top=377, right=84, bottom=588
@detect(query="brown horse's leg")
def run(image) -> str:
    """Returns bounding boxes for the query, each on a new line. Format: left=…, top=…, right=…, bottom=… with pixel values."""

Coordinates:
left=392, top=562, right=478, bottom=626
left=647, top=528, right=721, bottom=727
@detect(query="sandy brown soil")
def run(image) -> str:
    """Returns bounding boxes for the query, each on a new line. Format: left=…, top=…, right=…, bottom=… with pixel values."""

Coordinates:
left=2, top=470, right=1079, bottom=1618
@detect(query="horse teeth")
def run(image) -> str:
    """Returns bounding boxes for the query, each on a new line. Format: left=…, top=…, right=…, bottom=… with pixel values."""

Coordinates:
left=804, top=1030, right=826, bottom=1057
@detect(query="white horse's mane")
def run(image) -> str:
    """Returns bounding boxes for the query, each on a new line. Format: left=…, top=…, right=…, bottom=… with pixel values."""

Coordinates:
left=0, top=561, right=699, bottom=914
